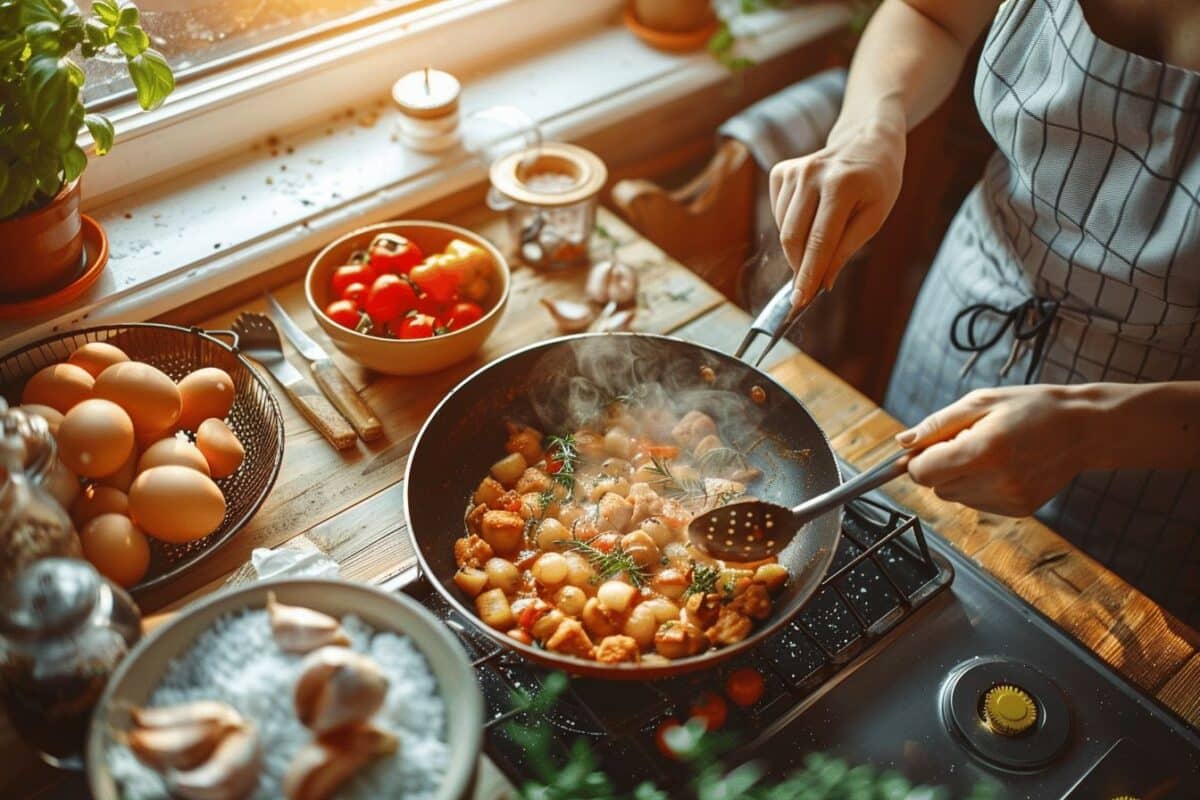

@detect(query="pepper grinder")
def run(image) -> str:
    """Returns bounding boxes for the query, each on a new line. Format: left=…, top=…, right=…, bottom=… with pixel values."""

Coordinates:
left=392, top=67, right=462, bottom=153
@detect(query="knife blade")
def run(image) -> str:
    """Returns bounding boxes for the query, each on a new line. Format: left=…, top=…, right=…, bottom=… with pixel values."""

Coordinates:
left=266, top=294, right=383, bottom=442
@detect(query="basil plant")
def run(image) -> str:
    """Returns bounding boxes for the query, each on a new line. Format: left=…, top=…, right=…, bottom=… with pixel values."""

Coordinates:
left=0, top=0, right=174, bottom=219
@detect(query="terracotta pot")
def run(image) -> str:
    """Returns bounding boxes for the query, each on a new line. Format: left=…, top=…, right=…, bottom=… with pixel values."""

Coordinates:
left=0, top=180, right=84, bottom=302
left=632, top=0, right=715, bottom=33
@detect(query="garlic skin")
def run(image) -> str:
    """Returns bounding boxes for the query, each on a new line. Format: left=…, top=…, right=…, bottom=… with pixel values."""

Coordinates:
left=283, top=724, right=398, bottom=800
left=125, top=700, right=244, bottom=771
left=293, top=647, right=389, bottom=735
left=267, top=592, right=351, bottom=653
left=165, top=721, right=261, bottom=800
left=595, top=308, right=637, bottom=332
left=540, top=298, right=597, bottom=333
left=129, top=700, right=243, bottom=731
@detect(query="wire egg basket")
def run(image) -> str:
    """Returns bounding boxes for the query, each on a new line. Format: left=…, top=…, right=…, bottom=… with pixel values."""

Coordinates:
left=0, top=323, right=284, bottom=596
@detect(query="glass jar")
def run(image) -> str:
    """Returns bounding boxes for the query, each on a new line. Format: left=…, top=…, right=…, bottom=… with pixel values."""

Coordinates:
left=0, top=558, right=141, bottom=768
left=488, top=142, right=608, bottom=270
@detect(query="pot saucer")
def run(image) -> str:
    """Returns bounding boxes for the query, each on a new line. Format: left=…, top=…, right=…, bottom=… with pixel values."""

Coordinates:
left=0, top=215, right=108, bottom=319
left=622, top=7, right=720, bottom=53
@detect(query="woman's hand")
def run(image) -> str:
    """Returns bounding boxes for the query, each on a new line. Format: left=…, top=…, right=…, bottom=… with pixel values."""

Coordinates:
left=768, top=106, right=906, bottom=310
left=895, top=385, right=1103, bottom=517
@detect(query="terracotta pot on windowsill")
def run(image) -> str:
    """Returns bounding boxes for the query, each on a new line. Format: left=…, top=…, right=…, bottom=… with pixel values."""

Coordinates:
left=625, top=0, right=719, bottom=52
left=0, top=180, right=86, bottom=302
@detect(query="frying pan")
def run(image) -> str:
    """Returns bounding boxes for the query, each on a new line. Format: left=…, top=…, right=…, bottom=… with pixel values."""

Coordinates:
left=404, top=332, right=843, bottom=679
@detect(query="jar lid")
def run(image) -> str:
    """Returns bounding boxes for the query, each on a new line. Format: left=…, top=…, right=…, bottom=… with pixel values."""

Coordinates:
left=0, top=558, right=100, bottom=639
left=489, top=142, right=607, bottom=208
left=392, top=68, right=461, bottom=120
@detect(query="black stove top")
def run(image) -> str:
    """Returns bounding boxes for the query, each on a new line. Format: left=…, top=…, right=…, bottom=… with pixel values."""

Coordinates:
left=399, top=489, right=1200, bottom=798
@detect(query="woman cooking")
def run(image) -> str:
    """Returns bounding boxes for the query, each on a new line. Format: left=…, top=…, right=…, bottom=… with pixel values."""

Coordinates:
left=768, top=0, right=1200, bottom=625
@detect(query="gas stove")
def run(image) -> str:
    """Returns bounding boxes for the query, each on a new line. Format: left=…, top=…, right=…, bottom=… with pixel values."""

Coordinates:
left=396, top=476, right=1200, bottom=798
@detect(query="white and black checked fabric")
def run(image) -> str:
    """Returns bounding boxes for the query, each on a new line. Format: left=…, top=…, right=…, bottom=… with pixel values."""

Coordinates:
left=885, top=0, right=1200, bottom=627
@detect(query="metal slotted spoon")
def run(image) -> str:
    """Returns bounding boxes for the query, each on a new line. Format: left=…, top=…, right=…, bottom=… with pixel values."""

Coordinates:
left=688, top=450, right=911, bottom=562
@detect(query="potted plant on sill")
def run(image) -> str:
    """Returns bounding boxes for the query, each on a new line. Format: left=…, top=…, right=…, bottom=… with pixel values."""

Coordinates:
left=0, top=0, right=173, bottom=304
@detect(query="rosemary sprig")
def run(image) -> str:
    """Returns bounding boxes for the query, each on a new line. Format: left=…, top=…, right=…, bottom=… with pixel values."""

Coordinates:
left=545, top=434, right=579, bottom=494
left=558, top=537, right=647, bottom=588
left=647, top=456, right=707, bottom=501
left=683, top=562, right=720, bottom=599
left=696, top=446, right=752, bottom=476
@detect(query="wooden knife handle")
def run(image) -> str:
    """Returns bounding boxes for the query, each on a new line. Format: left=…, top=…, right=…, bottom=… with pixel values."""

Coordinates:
left=283, top=379, right=357, bottom=450
left=310, top=358, right=383, bottom=442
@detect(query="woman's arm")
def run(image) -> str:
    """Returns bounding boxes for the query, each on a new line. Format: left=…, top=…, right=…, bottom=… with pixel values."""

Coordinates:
left=771, top=0, right=1001, bottom=308
left=896, top=382, right=1200, bottom=517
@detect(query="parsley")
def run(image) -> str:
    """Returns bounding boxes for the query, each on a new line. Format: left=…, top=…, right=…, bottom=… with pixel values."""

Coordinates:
left=683, top=562, right=720, bottom=600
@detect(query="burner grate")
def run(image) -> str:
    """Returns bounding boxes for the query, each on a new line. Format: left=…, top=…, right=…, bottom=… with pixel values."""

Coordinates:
left=402, top=496, right=954, bottom=792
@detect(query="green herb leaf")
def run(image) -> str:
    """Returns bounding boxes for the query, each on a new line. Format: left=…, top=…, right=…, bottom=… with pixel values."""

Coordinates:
left=61, top=144, right=86, bottom=182
left=558, top=536, right=647, bottom=588
left=117, top=2, right=139, bottom=27
left=683, top=561, right=719, bottom=599
left=113, top=24, right=148, bottom=58
left=92, top=0, right=120, bottom=25
left=23, top=55, right=75, bottom=141
left=85, top=113, right=114, bottom=155
left=127, top=48, right=173, bottom=110
left=545, top=433, right=579, bottom=494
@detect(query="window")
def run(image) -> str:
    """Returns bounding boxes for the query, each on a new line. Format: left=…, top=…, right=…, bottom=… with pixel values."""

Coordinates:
left=82, top=0, right=436, bottom=108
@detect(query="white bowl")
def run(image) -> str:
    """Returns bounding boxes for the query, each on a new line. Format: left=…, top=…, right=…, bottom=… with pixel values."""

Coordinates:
left=86, top=578, right=483, bottom=800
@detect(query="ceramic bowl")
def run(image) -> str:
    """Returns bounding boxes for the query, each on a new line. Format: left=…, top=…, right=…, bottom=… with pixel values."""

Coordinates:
left=86, top=578, right=483, bottom=800
left=305, top=220, right=510, bottom=375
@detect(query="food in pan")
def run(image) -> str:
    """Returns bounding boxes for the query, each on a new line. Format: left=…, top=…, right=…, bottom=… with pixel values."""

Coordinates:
left=107, top=599, right=448, bottom=800
left=17, top=343, right=248, bottom=586
left=452, top=405, right=790, bottom=664
left=321, top=233, right=493, bottom=340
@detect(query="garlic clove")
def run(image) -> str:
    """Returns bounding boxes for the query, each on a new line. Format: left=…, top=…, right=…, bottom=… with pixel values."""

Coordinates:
left=608, top=261, right=639, bottom=305
left=540, top=298, right=597, bottom=333
left=595, top=308, right=637, bottom=332
left=267, top=592, right=351, bottom=654
left=585, top=259, right=615, bottom=304
left=293, top=646, right=389, bottom=735
left=129, top=700, right=243, bottom=731
left=126, top=717, right=238, bottom=771
left=283, top=724, right=398, bottom=800
left=165, top=721, right=261, bottom=800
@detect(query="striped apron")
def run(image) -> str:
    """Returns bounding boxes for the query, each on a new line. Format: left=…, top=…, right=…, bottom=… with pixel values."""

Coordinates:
left=885, top=0, right=1200, bottom=627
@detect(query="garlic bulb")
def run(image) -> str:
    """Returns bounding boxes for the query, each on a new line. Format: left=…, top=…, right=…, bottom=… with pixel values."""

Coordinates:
left=125, top=700, right=244, bottom=771
left=165, top=721, right=261, bottom=800
left=267, top=592, right=351, bottom=653
left=282, top=723, right=398, bottom=800
left=293, top=646, right=389, bottom=735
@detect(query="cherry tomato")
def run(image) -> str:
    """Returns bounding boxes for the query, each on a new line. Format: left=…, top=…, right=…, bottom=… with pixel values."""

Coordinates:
left=364, top=274, right=419, bottom=324
left=443, top=301, right=485, bottom=331
left=654, top=719, right=683, bottom=760
left=409, top=258, right=462, bottom=304
left=395, top=313, right=437, bottom=339
left=416, top=293, right=447, bottom=319
left=689, top=692, right=728, bottom=731
left=331, top=263, right=377, bottom=297
left=544, top=455, right=563, bottom=474
left=324, top=299, right=361, bottom=330
left=341, top=281, right=368, bottom=305
left=725, top=667, right=765, bottom=708
left=518, top=600, right=551, bottom=634
left=368, top=233, right=423, bottom=275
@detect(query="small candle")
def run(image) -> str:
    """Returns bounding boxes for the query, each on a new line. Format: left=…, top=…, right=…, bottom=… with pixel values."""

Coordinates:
left=392, top=68, right=461, bottom=153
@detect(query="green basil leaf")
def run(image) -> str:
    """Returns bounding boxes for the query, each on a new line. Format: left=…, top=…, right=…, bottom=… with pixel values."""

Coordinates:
left=84, top=17, right=111, bottom=48
left=23, top=55, right=77, bottom=142
left=117, top=2, right=138, bottom=27
left=126, top=48, right=173, bottom=110
left=85, top=113, right=114, bottom=155
left=0, top=35, right=24, bottom=63
left=113, top=25, right=148, bottom=58
left=64, top=57, right=85, bottom=88
left=0, top=160, right=8, bottom=199
left=24, top=20, right=61, bottom=55
left=17, top=0, right=58, bottom=26
left=56, top=99, right=83, bottom=151
left=0, top=163, right=34, bottom=220
left=30, top=143, right=62, bottom=195
left=93, top=0, right=120, bottom=25
left=62, top=144, right=86, bottom=182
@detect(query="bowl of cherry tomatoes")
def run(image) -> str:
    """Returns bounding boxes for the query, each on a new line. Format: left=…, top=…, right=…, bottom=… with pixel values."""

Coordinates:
left=305, top=220, right=510, bottom=375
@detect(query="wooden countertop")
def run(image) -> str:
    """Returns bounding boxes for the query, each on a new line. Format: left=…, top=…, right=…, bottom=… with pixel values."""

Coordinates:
left=6, top=207, right=1197, bottom=797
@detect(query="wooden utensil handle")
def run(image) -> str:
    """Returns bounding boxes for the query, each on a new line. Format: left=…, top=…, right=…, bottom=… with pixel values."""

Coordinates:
left=284, top=380, right=357, bottom=450
left=311, top=358, right=383, bottom=442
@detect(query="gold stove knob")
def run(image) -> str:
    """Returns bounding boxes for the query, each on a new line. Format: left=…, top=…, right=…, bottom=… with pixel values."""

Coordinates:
left=980, top=684, right=1038, bottom=736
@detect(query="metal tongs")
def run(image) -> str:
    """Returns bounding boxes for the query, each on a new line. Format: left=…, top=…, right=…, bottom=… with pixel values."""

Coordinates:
left=735, top=281, right=818, bottom=367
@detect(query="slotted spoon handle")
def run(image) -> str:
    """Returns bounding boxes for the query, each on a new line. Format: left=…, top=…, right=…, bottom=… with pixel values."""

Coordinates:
left=790, top=450, right=910, bottom=527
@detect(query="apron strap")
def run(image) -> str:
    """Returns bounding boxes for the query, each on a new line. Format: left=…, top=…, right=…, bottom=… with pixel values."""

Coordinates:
left=950, top=296, right=1060, bottom=384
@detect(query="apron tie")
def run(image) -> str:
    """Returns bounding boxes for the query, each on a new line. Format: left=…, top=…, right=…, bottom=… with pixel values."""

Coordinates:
left=950, top=296, right=1060, bottom=384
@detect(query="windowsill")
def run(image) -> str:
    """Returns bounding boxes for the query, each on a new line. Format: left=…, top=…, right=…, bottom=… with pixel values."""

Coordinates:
left=0, top=3, right=849, bottom=351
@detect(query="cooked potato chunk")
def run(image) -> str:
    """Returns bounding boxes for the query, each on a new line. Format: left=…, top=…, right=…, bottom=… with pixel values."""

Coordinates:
left=706, top=607, right=752, bottom=646
left=505, top=421, right=543, bottom=464
left=554, top=585, right=587, bottom=617
left=581, top=596, right=623, bottom=639
left=546, top=618, right=594, bottom=659
left=535, top=518, right=570, bottom=552
left=465, top=502, right=487, bottom=535
left=730, top=582, right=771, bottom=620
left=454, top=535, right=494, bottom=569
left=603, top=427, right=633, bottom=458
left=490, top=452, right=528, bottom=487
left=650, top=568, right=689, bottom=601
left=753, top=563, right=789, bottom=593
left=597, top=492, right=633, bottom=532
left=473, top=477, right=506, bottom=509
left=684, top=592, right=722, bottom=630
left=597, top=580, right=636, bottom=614
left=587, top=476, right=630, bottom=503
left=654, top=621, right=708, bottom=659
left=532, top=552, right=569, bottom=586
left=640, top=516, right=677, bottom=548
left=480, top=510, right=525, bottom=554
left=622, top=602, right=658, bottom=649
left=484, top=557, right=520, bottom=593
left=476, top=588, right=515, bottom=631
left=515, top=467, right=552, bottom=495
left=620, top=530, right=660, bottom=568
left=596, top=635, right=640, bottom=664
left=531, top=609, right=566, bottom=641
left=453, top=567, right=488, bottom=598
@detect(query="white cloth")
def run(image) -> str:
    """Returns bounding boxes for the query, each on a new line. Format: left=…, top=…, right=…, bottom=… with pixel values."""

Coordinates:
left=250, top=547, right=340, bottom=580
left=718, top=68, right=846, bottom=170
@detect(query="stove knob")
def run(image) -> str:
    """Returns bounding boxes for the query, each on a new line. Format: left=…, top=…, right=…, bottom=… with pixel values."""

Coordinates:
left=980, top=684, right=1038, bottom=736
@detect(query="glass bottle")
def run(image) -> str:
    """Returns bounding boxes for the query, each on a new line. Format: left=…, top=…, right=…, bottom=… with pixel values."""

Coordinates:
left=0, top=558, right=141, bottom=769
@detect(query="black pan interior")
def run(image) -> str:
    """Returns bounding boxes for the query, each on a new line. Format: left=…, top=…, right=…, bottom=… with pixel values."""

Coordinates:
left=405, top=332, right=842, bottom=673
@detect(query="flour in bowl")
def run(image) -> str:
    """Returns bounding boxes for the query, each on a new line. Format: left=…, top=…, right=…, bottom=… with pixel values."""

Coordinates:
left=107, top=610, right=449, bottom=799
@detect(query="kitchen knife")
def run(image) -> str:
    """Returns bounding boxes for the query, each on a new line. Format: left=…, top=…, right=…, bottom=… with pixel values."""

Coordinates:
left=266, top=294, right=383, bottom=442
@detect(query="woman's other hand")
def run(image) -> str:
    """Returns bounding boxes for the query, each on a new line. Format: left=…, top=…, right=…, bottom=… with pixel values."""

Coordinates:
left=768, top=102, right=906, bottom=311
left=894, top=385, right=1102, bottom=517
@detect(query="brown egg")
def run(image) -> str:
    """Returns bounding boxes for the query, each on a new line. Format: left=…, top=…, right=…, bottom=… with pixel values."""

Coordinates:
left=67, top=342, right=130, bottom=378
left=195, top=418, right=245, bottom=479
left=21, top=363, right=94, bottom=414
left=71, top=485, right=130, bottom=529
left=57, top=399, right=136, bottom=479
left=17, top=404, right=64, bottom=436
left=93, top=362, right=182, bottom=437
left=44, top=457, right=81, bottom=509
left=138, top=437, right=211, bottom=476
left=97, top=447, right=138, bottom=492
left=176, top=368, right=236, bottom=431
left=129, top=465, right=226, bottom=543
left=79, top=513, right=150, bottom=588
